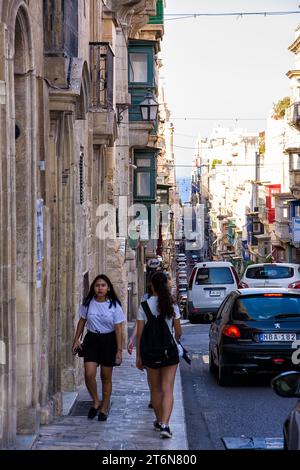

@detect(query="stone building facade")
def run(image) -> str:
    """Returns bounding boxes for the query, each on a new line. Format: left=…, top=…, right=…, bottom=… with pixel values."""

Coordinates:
left=0, top=0, right=159, bottom=450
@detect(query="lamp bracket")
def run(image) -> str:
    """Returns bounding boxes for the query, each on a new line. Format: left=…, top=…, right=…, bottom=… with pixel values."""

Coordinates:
left=116, top=103, right=130, bottom=123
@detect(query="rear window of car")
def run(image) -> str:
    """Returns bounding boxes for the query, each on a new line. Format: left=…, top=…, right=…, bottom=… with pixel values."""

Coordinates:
left=245, top=266, right=294, bottom=279
left=232, top=295, right=300, bottom=320
left=195, top=267, right=234, bottom=285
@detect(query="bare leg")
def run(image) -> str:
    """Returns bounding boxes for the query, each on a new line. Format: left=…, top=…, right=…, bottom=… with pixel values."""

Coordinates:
left=84, top=362, right=101, bottom=408
left=146, top=369, right=153, bottom=406
left=147, top=368, right=162, bottom=422
left=100, top=366, right=113, bottom=414
left=160, top=364, right=178, bottom=425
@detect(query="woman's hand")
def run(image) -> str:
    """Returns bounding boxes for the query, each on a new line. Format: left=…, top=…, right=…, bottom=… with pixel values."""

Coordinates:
left=72, top=339, right=82, bottom=355
left=136, top=356, right=144, bottom=371
left=115, top=349, right=123, bottom=366
left=127, top=338, right=134, bottom=355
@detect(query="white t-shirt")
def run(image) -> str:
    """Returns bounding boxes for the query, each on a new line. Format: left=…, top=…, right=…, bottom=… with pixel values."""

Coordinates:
left=80, top=298, right=126, bottom=334
left=137, top=296, right=181, bottom=333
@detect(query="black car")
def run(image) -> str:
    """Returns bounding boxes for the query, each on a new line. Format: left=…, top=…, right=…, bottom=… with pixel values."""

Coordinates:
left=271, top=371, right=300, bottom=450
left=209, top=288, right=300, bottom=386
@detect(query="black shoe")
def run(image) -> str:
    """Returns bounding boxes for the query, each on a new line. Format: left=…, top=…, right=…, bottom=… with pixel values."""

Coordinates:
left=98, top=403, right=111, bottom=421
left=87, top=405, right=100, bottom=419
left=153, top=420, right=162, bottom=432
left=148, top=402, right=153, bottom=409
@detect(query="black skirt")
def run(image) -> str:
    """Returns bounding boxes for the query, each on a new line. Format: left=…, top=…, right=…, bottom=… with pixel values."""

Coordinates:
left=82, top=331, right=117, bottom=367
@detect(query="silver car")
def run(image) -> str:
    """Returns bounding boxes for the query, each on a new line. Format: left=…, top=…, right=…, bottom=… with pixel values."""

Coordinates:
left=240, top=263, right=300, bottom=289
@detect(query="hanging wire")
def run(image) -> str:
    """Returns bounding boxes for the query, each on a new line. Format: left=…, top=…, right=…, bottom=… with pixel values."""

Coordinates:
left=164, top=10, right=300, bottom=21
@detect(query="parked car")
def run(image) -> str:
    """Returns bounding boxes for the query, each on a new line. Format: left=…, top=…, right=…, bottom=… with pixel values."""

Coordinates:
left=209, top=288, right=300, bottom=386
left=271, top=371, right=300, bottom=450
left=176, top=254, right=186, bottom=262
left=187, top=261, right=240, bottom=322
left=177, top=267, right=187, bottom=273
left=177, top=273, right=188, bottom=280
left=240, top=263, right=300, bottom=289
left=178, top=261, right=187, bottom=267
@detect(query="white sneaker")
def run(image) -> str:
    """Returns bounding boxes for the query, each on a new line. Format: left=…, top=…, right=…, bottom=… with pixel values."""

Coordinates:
left=160, top=425, right=172, bottom=438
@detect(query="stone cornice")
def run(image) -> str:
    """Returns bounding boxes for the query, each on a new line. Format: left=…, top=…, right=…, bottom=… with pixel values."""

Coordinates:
left=288, top=35, right=300, bottom=54
left=286, top=69, right=300, bottom=79
left=105, top=0, right=156, bottom=35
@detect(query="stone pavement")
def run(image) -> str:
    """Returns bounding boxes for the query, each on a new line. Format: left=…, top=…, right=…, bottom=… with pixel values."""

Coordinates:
left=32, top=351, right=188, bottom=450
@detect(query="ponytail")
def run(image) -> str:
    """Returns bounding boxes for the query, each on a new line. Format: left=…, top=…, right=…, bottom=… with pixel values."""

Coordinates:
left=150, top=272, right=174, bottom=319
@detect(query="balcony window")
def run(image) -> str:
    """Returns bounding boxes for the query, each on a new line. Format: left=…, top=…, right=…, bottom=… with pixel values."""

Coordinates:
left=253, top=222, right=260, bottom=233
left=290, top=153, right=300, bottom=170
left=128, top=41, right=155, bottom=121
left=90, top=42, right=114, bottom=109
left=295, top=205, right=300, bottom=217
left=134, top=151, right=156, bottom=200
left=129, top=53, right=148, bottom=83
left=136, top=158, right=151, bottom=167
left=136, top=173, right=151, bottom=197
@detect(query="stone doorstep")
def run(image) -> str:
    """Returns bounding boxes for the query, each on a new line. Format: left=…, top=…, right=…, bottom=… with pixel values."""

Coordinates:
left=15, top=434, right=38, bottom=450
left=62, top=391, right=79, bottom=416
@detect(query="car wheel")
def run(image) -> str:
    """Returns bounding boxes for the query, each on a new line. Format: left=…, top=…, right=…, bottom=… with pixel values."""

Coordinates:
left=209, top=348, right=217, bottom=374
left=217, top=354, right=232, bottom=386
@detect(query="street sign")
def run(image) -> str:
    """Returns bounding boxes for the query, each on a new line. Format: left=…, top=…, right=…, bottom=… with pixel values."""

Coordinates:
left=147, top=258, right=161, bottom=269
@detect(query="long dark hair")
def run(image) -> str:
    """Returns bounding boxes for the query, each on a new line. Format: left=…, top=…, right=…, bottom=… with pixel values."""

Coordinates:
left=83, top=274, right=121, bottom=309
left=151, top=271, right=174, bottom=320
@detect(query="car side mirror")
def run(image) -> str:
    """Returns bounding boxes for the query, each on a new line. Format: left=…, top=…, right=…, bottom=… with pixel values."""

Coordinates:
left=271, top=371, right=300, bottom=398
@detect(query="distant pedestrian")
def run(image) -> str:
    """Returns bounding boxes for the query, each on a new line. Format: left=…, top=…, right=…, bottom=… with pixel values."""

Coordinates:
left=72, top=274, right=125, bottom=421
left=136, top=271, right=182, bottom=438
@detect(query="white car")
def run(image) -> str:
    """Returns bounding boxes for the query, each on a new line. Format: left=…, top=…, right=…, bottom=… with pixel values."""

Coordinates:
left=178, top=261, right=187, bottom=267
left=240, top=263, right=300, bottom=289
left=187, top=261, right=240, bottom=323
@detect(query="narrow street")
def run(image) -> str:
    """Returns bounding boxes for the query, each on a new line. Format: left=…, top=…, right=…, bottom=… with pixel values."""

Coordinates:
left=179, top=323, right=298, bottom=450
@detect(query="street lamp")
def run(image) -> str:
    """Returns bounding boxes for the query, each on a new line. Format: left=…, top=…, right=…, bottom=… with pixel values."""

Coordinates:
left=139, top=89, right=159, bottom=121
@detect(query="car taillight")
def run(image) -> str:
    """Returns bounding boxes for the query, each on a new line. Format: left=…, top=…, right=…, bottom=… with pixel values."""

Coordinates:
left=222, top=325, right=241, bottom=339
left=189, top=267, right=197, bottom=289
left=263, top=293, right=283, bottom=297
left=231, top=267, right=240, bottom=287
left=288, top=281, right=300, bottom=288
left=238, top=281, right=249, bottom=289
left=272, top=358, right=285, bottom=364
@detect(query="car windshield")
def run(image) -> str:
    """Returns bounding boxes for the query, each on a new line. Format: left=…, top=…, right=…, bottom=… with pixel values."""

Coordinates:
left=245, top=266, right=294, bottom=279
left=195, top=267, right=234, bottom=285
left=232, top=295, right=300, bottom=321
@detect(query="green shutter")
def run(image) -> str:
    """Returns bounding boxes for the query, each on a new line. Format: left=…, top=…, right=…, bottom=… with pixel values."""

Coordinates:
left=128, top=42, right=154, bottom=122
left=149, top=0, right=164, bottom=24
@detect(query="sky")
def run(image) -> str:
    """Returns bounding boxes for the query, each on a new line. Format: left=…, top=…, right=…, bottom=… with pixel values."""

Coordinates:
left=161, top=0, right=300, bottom=178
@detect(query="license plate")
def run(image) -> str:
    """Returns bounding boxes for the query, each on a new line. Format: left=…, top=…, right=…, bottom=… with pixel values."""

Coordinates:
left=209, top=290, right=221, bottom=297
left=259, top=333, right=297, bottom=342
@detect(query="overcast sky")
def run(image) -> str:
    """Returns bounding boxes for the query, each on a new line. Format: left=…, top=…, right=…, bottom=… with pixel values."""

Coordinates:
left=161, top=0, right=300, bottom=177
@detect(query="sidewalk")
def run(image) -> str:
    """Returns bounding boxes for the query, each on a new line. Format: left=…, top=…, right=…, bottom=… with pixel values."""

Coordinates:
left=32, top=351, right=188, bottom=450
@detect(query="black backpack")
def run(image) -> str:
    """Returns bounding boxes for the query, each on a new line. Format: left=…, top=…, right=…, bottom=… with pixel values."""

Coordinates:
left=140, top=301, right=179, bottom=369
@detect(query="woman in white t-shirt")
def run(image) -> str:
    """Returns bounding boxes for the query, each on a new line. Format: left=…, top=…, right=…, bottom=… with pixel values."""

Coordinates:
left=136, top=271, right=182, bottom=439
left=72, top=274, right=125, bottom=421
